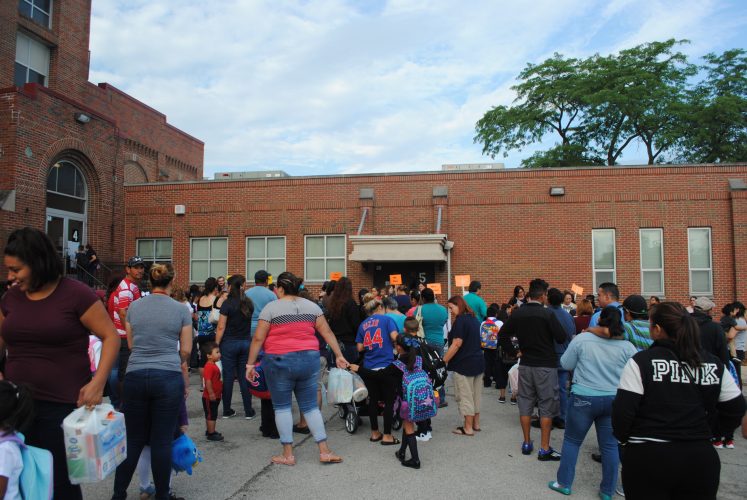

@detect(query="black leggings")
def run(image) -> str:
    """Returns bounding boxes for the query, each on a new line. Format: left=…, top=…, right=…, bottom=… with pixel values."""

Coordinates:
left=482, top=349, right=497, bottom=386
left=622, top=441, right=720, bottom=500
left=360, top=369, right=395, bottom=434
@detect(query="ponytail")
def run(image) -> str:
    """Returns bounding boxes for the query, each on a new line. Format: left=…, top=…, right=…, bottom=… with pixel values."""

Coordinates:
left=227, top=274, right=253, bottom=319
left=650, top=302, right=702, bottom=369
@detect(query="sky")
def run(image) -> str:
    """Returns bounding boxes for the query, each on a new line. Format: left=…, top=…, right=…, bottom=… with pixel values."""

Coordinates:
left=88, top=0, right=747, bottom=178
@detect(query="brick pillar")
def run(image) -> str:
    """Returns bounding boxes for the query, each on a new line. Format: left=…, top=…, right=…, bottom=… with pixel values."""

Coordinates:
left=729, top=180, right=747, bottom=301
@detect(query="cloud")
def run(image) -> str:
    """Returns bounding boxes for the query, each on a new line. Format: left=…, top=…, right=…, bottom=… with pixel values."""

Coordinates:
left=88, top=0, right=747, bottom=176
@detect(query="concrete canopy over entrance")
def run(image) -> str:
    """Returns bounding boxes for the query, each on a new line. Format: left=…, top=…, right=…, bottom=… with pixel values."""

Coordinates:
left=349, top=234, right=448, bottom=262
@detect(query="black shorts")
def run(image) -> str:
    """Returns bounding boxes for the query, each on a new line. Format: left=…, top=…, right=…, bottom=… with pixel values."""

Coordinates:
left=202, top=398, right=221, bottom=421
left=118, top=337, right=131, bottom=381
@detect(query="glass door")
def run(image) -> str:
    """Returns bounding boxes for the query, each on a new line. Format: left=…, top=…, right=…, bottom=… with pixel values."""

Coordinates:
left=46, top=214, right=65, bottom=261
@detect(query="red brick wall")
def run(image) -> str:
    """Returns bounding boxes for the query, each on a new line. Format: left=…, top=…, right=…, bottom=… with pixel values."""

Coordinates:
left=124, top=165, right=747, bottom=308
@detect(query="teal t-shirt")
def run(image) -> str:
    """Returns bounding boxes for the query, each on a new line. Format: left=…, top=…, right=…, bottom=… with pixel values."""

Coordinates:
left=464, top=293, right=487, bottom=322
left=418, top=303, right=448, bottom=346
left=385, top=312, right=406, bottom=333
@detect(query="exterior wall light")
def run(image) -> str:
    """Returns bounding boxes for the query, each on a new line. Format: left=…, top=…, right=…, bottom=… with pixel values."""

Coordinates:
left=74, top=112, right=91, bottom=123
left=549, top=186, right=565, bottom=196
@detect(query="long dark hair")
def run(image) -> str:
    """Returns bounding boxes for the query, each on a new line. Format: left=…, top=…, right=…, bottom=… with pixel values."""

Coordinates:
left=328, top=277, right=353, bottom=319
left=203, top=277, right=218, bottom=295
left=0, top=381, right=34, bottom=435
left=395, top=335, right=418, bottom=371
left=598, top=306, right=624, bottom=338
left=650, top=302, right=702, bottom=369
left=227, top=274, right=253, bottom=319
left=4, top=227, right=63, bottom=292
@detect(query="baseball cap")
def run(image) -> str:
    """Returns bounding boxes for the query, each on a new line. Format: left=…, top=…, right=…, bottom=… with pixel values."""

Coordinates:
left=622, top=294, right=648, bottom=315
left=254, top=270, right=270, bottom=283
left=694, top=296, right=716, bottom=311
left=127, top=256, right=145, bottom=267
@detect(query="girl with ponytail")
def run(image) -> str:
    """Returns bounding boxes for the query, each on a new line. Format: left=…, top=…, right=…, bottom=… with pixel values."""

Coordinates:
left=612, top=302, right=745, bottom=499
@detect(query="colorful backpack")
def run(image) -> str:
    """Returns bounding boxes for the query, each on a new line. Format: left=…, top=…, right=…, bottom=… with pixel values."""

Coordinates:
left=480, top=317, right=500, bottom=349
left=0, top=432, right=53, bottom=500
left=393, top=356, right=437, bottom=422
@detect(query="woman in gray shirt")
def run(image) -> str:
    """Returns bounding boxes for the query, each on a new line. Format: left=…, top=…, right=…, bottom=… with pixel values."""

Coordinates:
left=112, top=263, right=192, bottom=500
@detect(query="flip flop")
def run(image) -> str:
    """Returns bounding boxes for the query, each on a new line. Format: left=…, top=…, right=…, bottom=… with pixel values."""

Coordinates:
left=381, top=438, right=401, bottom=446
left=319, top=452, right=343, bottom=464
left=369, top=435, right=383, bottom=442
left=452, top=426, right=474, bottom=436
left=473, top=428, right=482, bottom=432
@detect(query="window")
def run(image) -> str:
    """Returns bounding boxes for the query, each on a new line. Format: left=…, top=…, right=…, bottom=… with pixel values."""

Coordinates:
left=305, top=235, right=346, bottom=281
left=18, top=0, right=52, bottom=28
left=15, top=32, right=50, bottom=87
left=640, top=229, right=664, bottom=296
left=592, top=229, right=616, bottom=290
left=688, top=228, right=712, bottom=296
left=137, top=239, right=173, bottom=264
left=46, top=160, right=86, bottom=214
left=246, top=237, right=286, bottom=280
left=190, top=238, right=228, bottom=283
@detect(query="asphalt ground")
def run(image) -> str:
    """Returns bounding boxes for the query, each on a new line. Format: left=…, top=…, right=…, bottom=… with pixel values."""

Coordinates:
left=82, top=370, right=747, bottom=500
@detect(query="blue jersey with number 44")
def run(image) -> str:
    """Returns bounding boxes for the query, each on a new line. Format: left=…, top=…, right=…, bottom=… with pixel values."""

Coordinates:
left=356, top=314, right=398, bottom=369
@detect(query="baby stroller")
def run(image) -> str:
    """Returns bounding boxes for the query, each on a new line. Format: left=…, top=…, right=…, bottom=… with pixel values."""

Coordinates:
left=336, top=397, right=402, bottom=434
left=327, top=367, right=402, bottom=434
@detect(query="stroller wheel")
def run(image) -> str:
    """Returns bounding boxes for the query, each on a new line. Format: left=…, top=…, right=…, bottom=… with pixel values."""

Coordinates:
left=345, top=411, right=358, bottom=433
left=392, top=415, right=402, bottom=431
left=337, top=405, right=347, bottom=419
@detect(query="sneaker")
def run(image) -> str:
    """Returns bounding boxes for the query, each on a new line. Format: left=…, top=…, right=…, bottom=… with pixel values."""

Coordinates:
left=521, top=441, right=534, bottom=455
left=498, top=396, right=506, bottom=404
left=415, top=431, right=432, bottom=442
left=207, top=432, right=224, bottom=441
left=724, top=439, right=735, bottom=449
left=538, top=447, right=562, bottom=461
left=599, top=492, right=612, bottom=500
left=547, top=481, right=571, bottom=495
left=401, top=458, right=420, bottom=469
left=615, top=484, right=625, bottom=497
left=510, top=398, right=517, bottom=405
left=222, top=409, right=237, bottom=419
left=169, top=493, right=185, bottom=500
left=712, top=439, right=724, bottom=449
left=245, top=409, right=257, bottom=420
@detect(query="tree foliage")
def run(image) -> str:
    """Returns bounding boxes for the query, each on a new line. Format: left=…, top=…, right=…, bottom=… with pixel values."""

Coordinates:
left=475, top=40, right=745, bottom=167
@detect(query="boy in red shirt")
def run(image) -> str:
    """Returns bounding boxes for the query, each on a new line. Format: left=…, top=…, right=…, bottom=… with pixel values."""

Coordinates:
left=202, top=342, right=224, bottom=441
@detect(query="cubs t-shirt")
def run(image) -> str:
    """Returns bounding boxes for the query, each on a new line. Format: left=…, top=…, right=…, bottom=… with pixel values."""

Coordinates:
left=356, top=313, right=399, bottom=369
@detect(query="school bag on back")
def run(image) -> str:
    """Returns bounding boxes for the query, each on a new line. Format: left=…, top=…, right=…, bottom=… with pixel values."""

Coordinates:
left=415, top=339, right=447, bottom=389
left=393, top=356, right=437, bottom=422
left=0, top=432, right=53, bottom=500
left=480, top=317, right=500, bottom=349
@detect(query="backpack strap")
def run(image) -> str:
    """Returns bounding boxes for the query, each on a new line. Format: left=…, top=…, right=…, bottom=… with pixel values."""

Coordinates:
left=0, top=432, right=24, bottom=448
left=414, top=356, right=423, bottom=370
left=393, top=359, right=406, bottom=373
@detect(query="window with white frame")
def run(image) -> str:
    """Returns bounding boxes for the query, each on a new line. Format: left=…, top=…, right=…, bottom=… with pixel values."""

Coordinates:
left=15, top=32, right=49, bottom=88
left=190, top=238, right=228, bottom=283
left=688, top=228, right=712, bottom=296
left=305, top=235, right=346, bottom=281
left=137, top=239, right=173, bottom=264
left=246, top=237, right=286, bottom=280
left=640, top=229, right=664, bottom=296
left=592, top=229, right=616, bottom=290
left=19, top=0, right=52, bottom=28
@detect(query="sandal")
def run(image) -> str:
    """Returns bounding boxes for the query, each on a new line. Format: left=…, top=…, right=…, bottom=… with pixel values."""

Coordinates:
left=271, top=455, right=295, bottom=466
left=380, top=438, right=401, bottom=446
left=473, top=427, right=482, bottom=432
left=319, top=452, right=343, bottom=464
left=369, top=434, right=383, bottom=442
left=452, top=426, right=474, bottom=436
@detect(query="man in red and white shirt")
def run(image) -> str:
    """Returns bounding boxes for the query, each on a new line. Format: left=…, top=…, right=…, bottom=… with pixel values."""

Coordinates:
left=106, top=256, right=144, bottom=408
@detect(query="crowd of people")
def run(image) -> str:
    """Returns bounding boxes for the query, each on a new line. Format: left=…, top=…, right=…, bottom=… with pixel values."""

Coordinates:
left=0, top=227, right=746, bottom=500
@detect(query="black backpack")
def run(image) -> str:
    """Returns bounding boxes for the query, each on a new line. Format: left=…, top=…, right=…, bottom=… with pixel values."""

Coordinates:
left=415, top=339, right=448, bottom=389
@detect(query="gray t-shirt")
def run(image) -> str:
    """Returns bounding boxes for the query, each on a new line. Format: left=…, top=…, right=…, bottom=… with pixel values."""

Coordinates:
left=126, top=294, right=192, bottom=373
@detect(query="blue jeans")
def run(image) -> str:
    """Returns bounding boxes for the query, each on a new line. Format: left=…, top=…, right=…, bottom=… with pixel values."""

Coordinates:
left=220, top=339, right=253, bottom=415
left=263, top=350, right=325, bottom=445
left=557, top=369, right=569, bottom=421
left=556, top=393, right=618, bottom=496
left=112, top=369, right=184, bottom=500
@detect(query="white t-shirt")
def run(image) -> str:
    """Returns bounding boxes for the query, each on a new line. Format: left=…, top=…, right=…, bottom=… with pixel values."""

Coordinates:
left=735, top=317, right=747, bottom=351
left=0, top=440, right=23, bottom=500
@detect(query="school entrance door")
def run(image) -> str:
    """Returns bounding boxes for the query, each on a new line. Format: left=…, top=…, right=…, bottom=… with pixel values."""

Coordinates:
left=371, top=262, right=436, bottom=290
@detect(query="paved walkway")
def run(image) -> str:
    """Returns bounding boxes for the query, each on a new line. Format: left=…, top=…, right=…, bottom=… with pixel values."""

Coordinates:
left=83, top=371, right=747, bottom=499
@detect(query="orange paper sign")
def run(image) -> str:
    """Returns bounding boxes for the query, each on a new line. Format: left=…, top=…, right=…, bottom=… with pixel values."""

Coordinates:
left=329, top=272, right=343, bottom=281
left=429, top=283, right=442, bottom=294
left=455, top=275, right=471, bottom=287
left=571, top=283, right=584, bottom=296
left=389, top=274, right=402, bottom=285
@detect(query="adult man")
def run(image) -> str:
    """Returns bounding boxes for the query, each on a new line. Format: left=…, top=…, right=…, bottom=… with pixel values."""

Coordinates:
left=244, top=270, right=277, bottom=421
left=107, top=256, right=144, bottom=409
left=589, top=282, right=624, bottom=328
left=545, top=287, right=575, bottom=428
left=464, top=280, right=487, bottom=322
left=691, top=297, right=729, bottom=364
left=394, top=285, right=411, bottom=314
left=75, top=245, right=88, bottom=283
left=500, top=278, right=566, bottom=461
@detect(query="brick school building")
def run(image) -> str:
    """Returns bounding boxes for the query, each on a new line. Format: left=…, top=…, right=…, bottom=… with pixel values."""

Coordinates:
left=123, top=163, right=747, bottom=306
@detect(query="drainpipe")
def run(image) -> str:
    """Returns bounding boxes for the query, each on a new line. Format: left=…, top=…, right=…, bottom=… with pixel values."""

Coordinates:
left=444, top=240, right=454, bottom=299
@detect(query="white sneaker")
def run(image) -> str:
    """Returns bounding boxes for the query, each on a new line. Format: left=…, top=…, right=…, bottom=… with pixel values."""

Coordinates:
left=416, top=431, right=432, bottom=442
left=615, top=484, right=625, bottom=497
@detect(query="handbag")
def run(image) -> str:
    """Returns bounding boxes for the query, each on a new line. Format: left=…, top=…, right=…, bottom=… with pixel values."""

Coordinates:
left=414, top=306, right=426, bottom=339
left=208, top=307, right=221, bottom=325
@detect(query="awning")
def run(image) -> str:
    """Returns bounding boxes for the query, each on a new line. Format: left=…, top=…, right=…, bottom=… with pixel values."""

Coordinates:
left=349, top=234, right=448, bottom=262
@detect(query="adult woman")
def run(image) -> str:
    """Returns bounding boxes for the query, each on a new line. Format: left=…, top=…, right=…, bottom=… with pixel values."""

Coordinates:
left=0, top=228, right=119, bottom=499
left=326, top=277, right=362, bottom=363
left=356, top=296, right=400, bottom=445
left=613, top=302, right=746, bottom=499
left=509, top=285, right=525, bottom=308
left=733, top=301, right=747, bottom=362
left=406, top=289, right=421, bottom=317
left=216, top=275, right=255, bottom=419
left=649, top=296, right=660, bottom=306
left=196, top=277, right=220, bottom=386
left=574, top=299, right=593, bottom=334
left=112, top=263, right=192, bottom=500
left=85, top=243, right=99, bottom=286
left=444, top=295, right=485, bottom=436
left=561, top=291, right=576, bottom=316
left=246, top=272, right=348, bottom=465
left=384, top=296, right=406, bottom=333
left=548, top=307, right=637, bottom=499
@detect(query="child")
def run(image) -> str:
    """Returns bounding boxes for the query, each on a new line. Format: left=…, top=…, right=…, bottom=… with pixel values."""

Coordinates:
left=0, top=381, right=35, bottom=499
left=351, top=335, right=434, bottom=469
left=202, top=342, right=224, bottom=441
